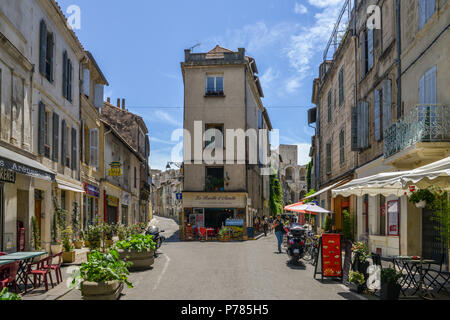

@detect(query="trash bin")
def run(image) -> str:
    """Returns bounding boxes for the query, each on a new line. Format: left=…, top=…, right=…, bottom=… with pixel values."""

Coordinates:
left=247, top=227, right=254, bottom=239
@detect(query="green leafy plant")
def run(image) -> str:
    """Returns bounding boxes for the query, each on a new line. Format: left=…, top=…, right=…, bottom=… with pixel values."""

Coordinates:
left=72, top=201, right=80, bottom=240
left=0, top=287, right=21, bottom=300
left=51, top=215, right=59, bottom=245
left=352, top=241, right=371, bottom=262
left=117, top=224, right=130, bottom=241
left=31, top=215, right=41, bottom=250
left=381, top=268, right=403, bottom=285
left=349, top=271, right=365, bottom=286
left=342, top=210, right=354, bottom=241
left=62, top=226, right=74, bottom=252
left=115, top=234, right=156, bottom=252
left=303, top=189, right=316, bottom=204
left=408, top=188, right=435, bottom=205
left=429, top=190, right=449, bottom=248
left=102, top=223, right=117, bottom=241
left=324, top=214, right=333, bottom=233
left=71, top=249, right=133, bottom=289
left=306, top=161, right=312, bottom=191
left=85, top=224, right=103, bottom=249
left=269, top=173, right=283, bottom=215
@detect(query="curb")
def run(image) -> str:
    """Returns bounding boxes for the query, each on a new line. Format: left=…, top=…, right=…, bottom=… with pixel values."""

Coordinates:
left=339, top=284, right=369, bottom=300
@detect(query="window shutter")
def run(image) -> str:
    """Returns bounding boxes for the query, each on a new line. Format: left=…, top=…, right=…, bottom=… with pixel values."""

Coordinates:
left=426, top=65, right=437, bottom=104
left=361, top=31, right=367, bottom=77
left=48, top=33, right=54, bottom=82
left=63, top=51, right=68, bottom=98
left=362, top=101, right=369, bottom=149
left=52, top=113, right=59, bottom=162
left=95, top=129, right=99, bottom=169
left=339, top=68, right=344, bottom=106
left=328, top=90, right=332, bottom=122
left=89, top=129, right=93, bottom=166
left=83, top=68, right=90, bottom=96
left=326, top=143, right=331, bottom=174
left=94, top=84, right=104, bottom=109
left=39, top=20, right=47, bottom=75
left=382, top=79, right=392, bottom=133
left=80, top=120, right=84, bottom=164
left=374, top=90, right=381, bottom=141
left=38, top=102, right=45, bottom=155
left=71, top=128, right=77, bottom=170
left=84, top=124, right=90, bottom=164
left=68, top=60, right=73, bottom=102
left=61, top=120, right=66, bottom=165
left=351, top=106, right=359, bottom=151
left=427, top=0, right=435, bottom=23
left=368, top=28, right=374, bottom=70
left=419, top=0, right=426, bottom=29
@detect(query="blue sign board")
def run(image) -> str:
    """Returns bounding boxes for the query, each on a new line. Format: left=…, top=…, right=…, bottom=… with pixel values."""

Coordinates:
left=225, top=219, right=244, bottom=226
left=176, top=193, right=183, bottom=200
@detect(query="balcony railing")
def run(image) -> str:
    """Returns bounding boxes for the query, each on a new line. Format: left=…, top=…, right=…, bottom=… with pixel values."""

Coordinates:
left=384, top=104, right=450, bottom=158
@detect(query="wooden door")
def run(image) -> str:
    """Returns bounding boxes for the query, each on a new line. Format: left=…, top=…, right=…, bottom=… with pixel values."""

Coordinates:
left=35, top=199, right=42, bottom=237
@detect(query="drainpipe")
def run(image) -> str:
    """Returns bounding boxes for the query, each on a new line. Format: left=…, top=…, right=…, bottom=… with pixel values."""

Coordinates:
left=396, top=0, right=402, bottom=120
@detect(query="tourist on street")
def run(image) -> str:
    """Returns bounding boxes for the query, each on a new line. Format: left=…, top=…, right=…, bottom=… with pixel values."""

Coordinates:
left=268, top=216, right=274, bottom=233
left=274, top=215, right=285, bottom=253
left=262, top=217, right=268, bottom=237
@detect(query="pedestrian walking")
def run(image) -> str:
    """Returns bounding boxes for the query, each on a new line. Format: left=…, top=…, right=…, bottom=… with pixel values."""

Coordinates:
left=262, top=217, right=268, bottom=237
left=273, top=214, right=285, bottom=254
left=268, top=216, right=274, bottom=233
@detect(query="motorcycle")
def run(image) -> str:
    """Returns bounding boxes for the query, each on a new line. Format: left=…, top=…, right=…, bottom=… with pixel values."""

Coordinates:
left=286, top=223, right=306, bottom=265
left=145, top=226, right=165, bottom=256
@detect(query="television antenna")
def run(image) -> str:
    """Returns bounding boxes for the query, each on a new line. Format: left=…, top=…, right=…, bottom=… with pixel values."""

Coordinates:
left=189, top=42, right=201, bottom=52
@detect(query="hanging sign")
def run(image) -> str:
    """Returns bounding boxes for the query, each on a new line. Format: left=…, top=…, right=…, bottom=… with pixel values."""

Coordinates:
left=108, top=162, right=122, bottom=176
left=83, top=183, right=100, bottom=198
left=0, top=168, right=16, bottom=183
left=387, top=200, right=399, bottom=236
left=314, top=234, right=343, bottom=281
left=107, top=195, right=119, bottom=207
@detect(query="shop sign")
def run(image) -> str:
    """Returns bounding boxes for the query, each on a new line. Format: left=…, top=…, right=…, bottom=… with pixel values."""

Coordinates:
left=225, top=219, right=244, bottom=226
left=83, top=183, right=100, bottom=198
left=108, top=162, right=122, bottom=177
left=183, top=193, right=247, bottom=208
left=0, top=157, right=54, bottom=181
left=107, top=195, right=119, bottom=207
left=314, top=234, right=343, bottom=279
left=0, top=168, right=16, bottom=183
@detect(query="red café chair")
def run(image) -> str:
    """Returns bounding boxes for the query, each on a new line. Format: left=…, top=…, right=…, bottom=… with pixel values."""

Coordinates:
left=199, top=228, right=207, bottom=241
left=24, top=256, right=54, bottom=293
left=0, top=261, right=19, bottom=293
left=44, top=252, right=63, bottom=285
left=0, top=252, right=7, bottom=256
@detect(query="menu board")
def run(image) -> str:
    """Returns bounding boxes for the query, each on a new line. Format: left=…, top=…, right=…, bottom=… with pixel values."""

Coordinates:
left=321, top=234, right=342, bottom=278
left=387, top=200, right=399, bottom=236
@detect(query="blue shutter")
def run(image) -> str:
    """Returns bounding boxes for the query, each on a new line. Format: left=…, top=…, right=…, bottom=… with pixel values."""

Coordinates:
left=351, top=106, right=358, bottom=151
left=52, top=113, right=59, bottom=162
left=368, top=29, right=374, bottom=70
left=61, top=120, right=66, bottom=165
left=39, top=20, right=47, bottom=75
left=382, top=79, right=392, bottom=134
left=38, top=102, right=45, bottom=155
left=361, top=32, right=366, bottom=77
left=374, top=90, right=381, bottom=141
left=71, top=128, right=77, bottom=170
left=362, top=101, right=369, bottom=149
left=48, top=33, right=54, bottom=82
left=419, top=0, right=426, bottom=29
left=94, top=84, right=104, bottom=109
left=68, top=59, right=73, bottom=102
left=63, top=51, right=68, bottom=99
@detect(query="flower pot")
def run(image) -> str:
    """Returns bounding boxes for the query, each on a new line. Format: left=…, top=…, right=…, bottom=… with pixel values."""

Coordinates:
left=87, top=241, right=101, bottom=250
left=380, top=283, right=401, bottom=300
left=105, top=240, right=114, bottom=248
left=51, top=244, right=63, bottom=254
left=62, top=251, right=76, bottom=263
left=349, top=283, right=365, bottom=294
left=415, top=200, right=426, bottom=209
left=74, top=240, right=83, bottom=249
left=81, top=280, right=123, bottom=300
left=118, top=249, right=155, bottom=270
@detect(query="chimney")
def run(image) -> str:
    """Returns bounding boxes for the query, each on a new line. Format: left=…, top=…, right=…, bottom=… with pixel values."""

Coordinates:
left=122, top=99, right=126, bottom=110
left=107, top=97, right=111, bottom=103
left=117, top=98, right=121, bottom=108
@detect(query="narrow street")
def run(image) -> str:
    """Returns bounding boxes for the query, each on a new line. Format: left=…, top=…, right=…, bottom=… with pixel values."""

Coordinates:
left=60, top=216, right=361, bottom=300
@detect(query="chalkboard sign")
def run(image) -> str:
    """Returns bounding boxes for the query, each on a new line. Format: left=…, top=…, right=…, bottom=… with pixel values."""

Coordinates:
left=342, top=240, right=353, bottom=286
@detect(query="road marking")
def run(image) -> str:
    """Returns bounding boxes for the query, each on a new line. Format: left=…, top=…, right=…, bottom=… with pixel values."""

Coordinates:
left=153, top=253, right=170, bottom=291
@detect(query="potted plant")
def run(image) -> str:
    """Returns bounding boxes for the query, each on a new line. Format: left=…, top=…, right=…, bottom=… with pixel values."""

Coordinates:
left=114, top=234, right=156, bottom=270
left=0, top=288, right=21, bottom=301
left=51, top=216, right=63, bottom=254
left=409, top=188, right=435, bottom=209
left=70, top=249, right=133, bottom=300
left=117, top=224, right=130, bottom=241
left=85, top=225, right=102, bottom=250
left=102, top=223, right=116, bottom=248
left=349, top=271, right=366, bottom=294
left=352, top=241, right=371, bottom=278
left=74, top=230, right=84, bottom=249
left=62, top=226, right=76, bottom=263
left=380, top=268, right=403, bottom=300
left=31, top=216, right=41, bottom=251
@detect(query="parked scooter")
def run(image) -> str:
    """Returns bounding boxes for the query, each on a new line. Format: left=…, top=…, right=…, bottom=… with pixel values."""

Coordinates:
left=146, top=226, right=165, bottom=256
left=286, top=223, right=306, bottom=265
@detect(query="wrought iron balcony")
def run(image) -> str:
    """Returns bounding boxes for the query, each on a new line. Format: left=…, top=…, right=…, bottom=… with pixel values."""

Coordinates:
left=384, top=104, right=450, bottom=159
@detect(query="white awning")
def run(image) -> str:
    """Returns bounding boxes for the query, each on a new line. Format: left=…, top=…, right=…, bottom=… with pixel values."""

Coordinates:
left=56, top=178, right=85, bottom=193
left=333, top=157, right=450, bottom=197
left=303, top=179, right=351, bottom=200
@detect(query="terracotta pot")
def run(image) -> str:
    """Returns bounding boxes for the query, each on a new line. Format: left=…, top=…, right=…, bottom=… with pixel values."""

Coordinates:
left=81, top=281, right=123, bottom=300
left=62, top=251, right=76, bottom=263
left=51, top=244, right=63, bottom=254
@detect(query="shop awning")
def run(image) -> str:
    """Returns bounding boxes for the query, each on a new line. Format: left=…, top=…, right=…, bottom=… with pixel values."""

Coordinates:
left=0, top=146, right=55, bottom=181
left=56, top=178, right=85, bottom=193
left=302, top=178, right=351, bottom=200
left=332, top=157, right=450, bottom=197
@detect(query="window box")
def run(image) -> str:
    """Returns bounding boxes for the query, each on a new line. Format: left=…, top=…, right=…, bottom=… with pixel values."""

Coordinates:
left=205, top=91, right=225, bottom=97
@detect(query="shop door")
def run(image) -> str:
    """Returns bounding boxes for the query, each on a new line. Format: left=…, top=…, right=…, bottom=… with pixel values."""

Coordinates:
left=107, top=205, right=118, bottom=224
left=422, top=208, right=444, bottom=261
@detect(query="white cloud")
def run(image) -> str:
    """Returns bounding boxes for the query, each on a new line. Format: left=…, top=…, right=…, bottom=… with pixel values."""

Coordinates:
left=308, top=0, right=343, bottom=8
left=296, top=143, right=312, bottom=166
left=153, top=110, right=182, bottom=128
left=285, top=77, right=302, bottom=93
left=260, top=67, right=280, bottom=88
left=294, top=3, right=308, bottom=14
left=149, top=136, right=177, bottom=145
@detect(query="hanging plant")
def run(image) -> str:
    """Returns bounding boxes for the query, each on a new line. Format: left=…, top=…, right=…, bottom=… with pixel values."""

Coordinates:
left=408, top=188, right=435, bottom=208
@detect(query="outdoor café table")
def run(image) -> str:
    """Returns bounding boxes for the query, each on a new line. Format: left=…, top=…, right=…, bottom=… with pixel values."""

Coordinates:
left=0, top=260, right=15, bottom=266
left=402, top=258, right=436, bottom=299
left=0, top=252, right=47, bottom=291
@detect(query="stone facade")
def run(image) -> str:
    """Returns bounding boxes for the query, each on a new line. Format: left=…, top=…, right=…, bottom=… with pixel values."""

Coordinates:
left=277, top=145, right=307, bottom=205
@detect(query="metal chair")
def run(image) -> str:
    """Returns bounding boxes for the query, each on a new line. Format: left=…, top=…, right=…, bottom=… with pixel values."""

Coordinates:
left=422, top=253, right=450, bottom=294
left=0, top=261, right=19, bottom=293
left=44, top=252, right=63, bottom=285
left=24, top=256, right=55, bottom=293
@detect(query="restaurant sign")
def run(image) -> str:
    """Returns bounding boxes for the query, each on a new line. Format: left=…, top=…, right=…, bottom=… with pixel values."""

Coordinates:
left=83, top=183, right=100, bottom=198
left=108, top=162, right=122, bottom=177
left=183, top=193, right=247, bottom=208
left=0, top=168, right=16, bottom=183
left=0, top=157, right=54, bottom=181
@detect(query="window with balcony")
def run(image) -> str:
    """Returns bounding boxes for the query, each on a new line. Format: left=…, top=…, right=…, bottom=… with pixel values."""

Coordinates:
left=205, top=75, right=224, bottom=96
left=205, top=167, right=224, bottom=192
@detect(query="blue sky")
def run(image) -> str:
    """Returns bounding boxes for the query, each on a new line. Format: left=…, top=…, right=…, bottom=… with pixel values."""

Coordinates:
left=57, top=0, right=345, bottom=170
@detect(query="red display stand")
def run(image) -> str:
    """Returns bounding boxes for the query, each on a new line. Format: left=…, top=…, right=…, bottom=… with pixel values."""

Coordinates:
left=313, top=233, right=343, bottom=282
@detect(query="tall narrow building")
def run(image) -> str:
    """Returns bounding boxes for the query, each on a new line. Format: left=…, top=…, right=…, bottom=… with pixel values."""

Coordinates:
left=180, top=46, right=272, bottom=240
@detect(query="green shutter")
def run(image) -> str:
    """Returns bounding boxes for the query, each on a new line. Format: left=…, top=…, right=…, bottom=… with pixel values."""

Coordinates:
left=339, top=68, right=344, bottom=106
left=63, top=51, right=68, bottom=99
left=327, top=90, right=332, bottom=123
left=374, top=90, right=381, bottom=141
left=48, top=33, right=54, bottom=82
left=71, top=127, right=77, bottom=170
left=52, top=112, right=59, bottom=162
left=38, top=102, right=45, bottom=155
left=39, top=20, right=47, bottom=75
left=61, top=120, right=66, bottom=165
left=68, top=60, right=73, bottom=102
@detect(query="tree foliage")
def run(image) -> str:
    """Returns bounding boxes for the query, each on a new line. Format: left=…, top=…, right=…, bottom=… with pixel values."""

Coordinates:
left=303, top=189, right=316, bottom=204
left=306, top=161, right=312, bottom=191
left=270, top=173, right=283, bottom=215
